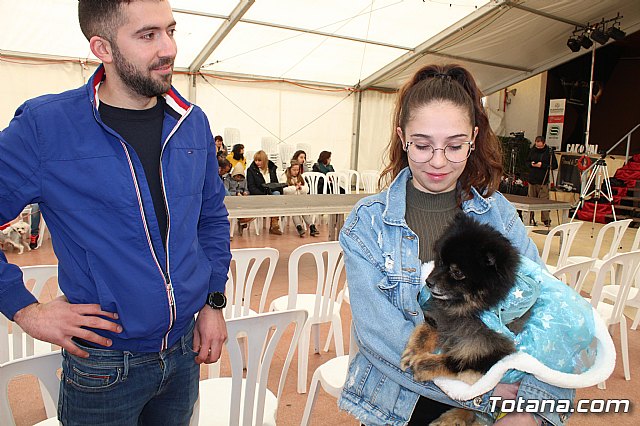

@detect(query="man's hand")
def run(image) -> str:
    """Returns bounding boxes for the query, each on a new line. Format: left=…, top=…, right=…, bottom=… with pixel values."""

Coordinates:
left=193, top=306, right=227, bottom=364
left=13, top=296, right=122, bottom=358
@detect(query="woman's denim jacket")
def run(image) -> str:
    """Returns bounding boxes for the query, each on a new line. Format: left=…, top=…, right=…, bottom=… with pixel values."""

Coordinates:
left=338, top=168, right=575, bottom=426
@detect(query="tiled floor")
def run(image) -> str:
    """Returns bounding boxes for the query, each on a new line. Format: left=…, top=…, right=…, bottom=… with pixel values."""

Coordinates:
left=4, top=217, right=639, bottom=425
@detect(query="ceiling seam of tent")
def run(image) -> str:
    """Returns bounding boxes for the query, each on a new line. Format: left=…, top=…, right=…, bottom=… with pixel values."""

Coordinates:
left=358, top=0, right=504, bottom=89
left=188, top=0, right=254, bottom=73
left=276, top=1, right=384, bottom=81
left=199, top=73, right=353, bottom=144
left=357, top=1, right=375, bottom=86
left=200, top=2, right=411, bottom=73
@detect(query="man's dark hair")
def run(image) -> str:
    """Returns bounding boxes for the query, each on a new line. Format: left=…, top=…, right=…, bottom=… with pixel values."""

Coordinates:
left=214, top=135, right=223, bottom=142
left=78, top=0, right=134, bottom=42
left=535, top=135, right=545, bottom=142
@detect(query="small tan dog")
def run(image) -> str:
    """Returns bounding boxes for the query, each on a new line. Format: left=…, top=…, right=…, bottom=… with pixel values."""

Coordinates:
left=0, top=221, right=31, bottom=254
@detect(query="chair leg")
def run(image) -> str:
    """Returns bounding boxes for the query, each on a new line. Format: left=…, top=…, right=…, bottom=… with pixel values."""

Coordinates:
left=323, top=324, right=333, bottom=353
left=620, top=318, right=630, bottom=381
left=631, top=308, right=640, bottom=331
left=298, top=322, right=312, bottom=394
left=332, top=316, right=345, bottom=357
left=300, top=369, right=322, bottom=426
left=312, top=324, right=320, bottom=354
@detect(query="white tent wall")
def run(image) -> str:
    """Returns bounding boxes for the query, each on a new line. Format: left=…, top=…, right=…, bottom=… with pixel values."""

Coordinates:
left=356, top=90, right=396, bottom=173
left=0, top=61, right=96, bottom=128
left=484, top=72, right=548, bottom=142
left=193, top=76, right=354, bottom=172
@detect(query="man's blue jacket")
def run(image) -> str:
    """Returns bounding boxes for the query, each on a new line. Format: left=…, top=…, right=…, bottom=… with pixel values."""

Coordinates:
left=0, top=65, right=231, bottom=352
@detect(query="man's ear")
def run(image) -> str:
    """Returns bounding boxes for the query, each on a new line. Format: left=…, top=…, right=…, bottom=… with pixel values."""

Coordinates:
left=89, top=36, right=114, bottom=64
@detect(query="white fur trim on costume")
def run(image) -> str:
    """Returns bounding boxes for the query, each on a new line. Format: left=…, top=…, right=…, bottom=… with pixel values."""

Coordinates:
left=432, top=306, right=616, bottom=400
left=421, top=261, right=434, bottom=284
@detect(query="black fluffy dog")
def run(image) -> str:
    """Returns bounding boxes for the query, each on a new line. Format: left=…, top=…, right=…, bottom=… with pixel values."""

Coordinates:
left=401, top=213, right=524, bottom=382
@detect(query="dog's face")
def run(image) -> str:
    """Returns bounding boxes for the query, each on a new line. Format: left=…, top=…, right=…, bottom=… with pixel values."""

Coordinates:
left=10, top=221, right=30, bottom=236
left=426, top=214, right=519, bottom=314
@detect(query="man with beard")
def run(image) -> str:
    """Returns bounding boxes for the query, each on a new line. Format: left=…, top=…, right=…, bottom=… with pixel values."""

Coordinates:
left=0, top=1, right=231, bottom=424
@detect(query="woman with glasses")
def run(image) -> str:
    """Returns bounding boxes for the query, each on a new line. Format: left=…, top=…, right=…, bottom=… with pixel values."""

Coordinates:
left=339, top=64, right=574, bottom=426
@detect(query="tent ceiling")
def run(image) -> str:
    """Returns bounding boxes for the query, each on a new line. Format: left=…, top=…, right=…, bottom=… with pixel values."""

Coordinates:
left=2, top=0, right=639, bottom=94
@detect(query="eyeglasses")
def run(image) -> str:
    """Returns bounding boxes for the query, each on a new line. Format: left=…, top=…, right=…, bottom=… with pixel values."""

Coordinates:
left=405, top=141, right=474, bottom=163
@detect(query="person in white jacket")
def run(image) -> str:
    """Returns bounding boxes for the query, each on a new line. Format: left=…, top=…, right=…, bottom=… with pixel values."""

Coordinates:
left=281, top=160, right=319, bottom=237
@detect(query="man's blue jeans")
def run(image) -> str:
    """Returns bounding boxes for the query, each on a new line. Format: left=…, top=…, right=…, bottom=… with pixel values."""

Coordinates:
left=58, top=321, right=199, bottom=425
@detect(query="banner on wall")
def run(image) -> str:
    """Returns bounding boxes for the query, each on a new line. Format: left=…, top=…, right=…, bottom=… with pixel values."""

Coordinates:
left=545, top=99, right=565, bottom=150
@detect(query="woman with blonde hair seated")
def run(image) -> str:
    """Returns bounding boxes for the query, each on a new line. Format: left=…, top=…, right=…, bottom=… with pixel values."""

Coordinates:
left=246, top=150, right=283, bottom=235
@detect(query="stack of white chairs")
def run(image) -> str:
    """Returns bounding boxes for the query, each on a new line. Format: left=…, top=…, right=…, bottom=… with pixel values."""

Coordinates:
left=190, top=309, right=307, bottom=426
left=360, top=170, right=379, bottom=193
left=223, top=128, right=241, bottom=148
left=539, top=221, right=584, bottom=273
left=269, top=241, right=347, bottom=393
left=278, top=143, right=296, bottom=171
left=261, top=137, right=281, bottom=168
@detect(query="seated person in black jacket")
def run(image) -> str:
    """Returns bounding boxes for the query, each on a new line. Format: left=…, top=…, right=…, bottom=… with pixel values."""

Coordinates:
left=246, top=150, right=283, bottom=235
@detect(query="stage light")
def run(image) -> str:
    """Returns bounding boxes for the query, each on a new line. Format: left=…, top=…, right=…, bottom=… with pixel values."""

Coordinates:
left=590, top=27, right=609, bottom=45
left=606, top=26, right=626, bottom=41
left=579, top=33, right=593, bottom=49
left=567, top=37, right=581, bottom=52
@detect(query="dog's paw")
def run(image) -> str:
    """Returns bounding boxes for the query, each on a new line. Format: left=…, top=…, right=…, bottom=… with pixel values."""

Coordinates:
left=429, top=408, right=481, bottom=426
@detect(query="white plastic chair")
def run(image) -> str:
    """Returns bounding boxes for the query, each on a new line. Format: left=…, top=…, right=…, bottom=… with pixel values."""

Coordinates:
left=600, top=231, right=640, bottom=329
left=552, top=258, right=596, bottom=292
left=225, top=248, right=278, bottom=319
left=190, top=309, right=307, bottom=426
left=1, top=265, right=59, bottom=364
left=302, top=172, right=327, bottom=195
left=0, top=351, right=62, bottom=426
left=341, top=170, right=361, bottom=194
left=326, top=172, right=349, bottom=195
left=261, top=137, right=279, bottom=155
left=360, top=170, right=379, bottom=193
left=566, top=219, right=633, bottom=280
left=540, top=221, right=584, bottom=273
left=585, top=250, right=640, bottom=387
left=269, top=241, right=346, bottom=393
left=301, top=285, right=354, bottom=426
left=228, top=217, right=261, bottom=238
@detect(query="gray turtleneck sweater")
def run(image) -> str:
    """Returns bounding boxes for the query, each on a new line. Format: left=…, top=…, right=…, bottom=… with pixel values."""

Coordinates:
left=405, top=180, right=460, bottom=263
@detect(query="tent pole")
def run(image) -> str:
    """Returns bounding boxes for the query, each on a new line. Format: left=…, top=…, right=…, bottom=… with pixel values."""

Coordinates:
left=351, top=91, right=363, bottom=170
left=585, top=44, right=596, bottom=148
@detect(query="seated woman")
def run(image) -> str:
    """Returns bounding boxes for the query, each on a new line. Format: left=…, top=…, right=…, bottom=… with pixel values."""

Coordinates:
left=246, top=150, right=283, bottom=235
left=226, top=143, right=246, bottom=170
left=312, top=151, right=343, bottom=193
left=291, top=149, right=308, bottom=174
left=281, top=160, right=319, bottom=237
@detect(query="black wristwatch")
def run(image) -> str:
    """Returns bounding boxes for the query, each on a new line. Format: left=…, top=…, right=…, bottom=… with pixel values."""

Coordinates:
left=206, top=292, right=227, bottom=309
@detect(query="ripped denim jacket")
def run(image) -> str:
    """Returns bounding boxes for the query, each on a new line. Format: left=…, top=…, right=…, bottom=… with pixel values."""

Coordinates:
left=338, top=167, right=575, bottom=426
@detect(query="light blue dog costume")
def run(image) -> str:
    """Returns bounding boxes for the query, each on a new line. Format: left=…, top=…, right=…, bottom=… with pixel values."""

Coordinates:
left=417, top=255, right=615, bottom=400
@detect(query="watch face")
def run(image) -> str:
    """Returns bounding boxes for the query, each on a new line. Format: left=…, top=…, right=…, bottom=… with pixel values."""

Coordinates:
left=208, top=292, right=226, bottom=309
